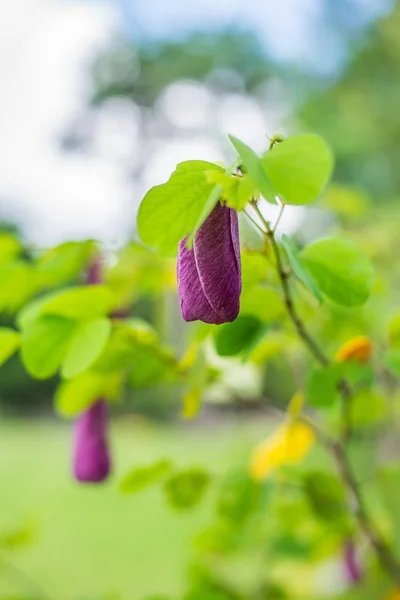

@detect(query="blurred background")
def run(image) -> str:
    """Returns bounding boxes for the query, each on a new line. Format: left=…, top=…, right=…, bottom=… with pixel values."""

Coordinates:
left=1, top=0, right=400, bottom=598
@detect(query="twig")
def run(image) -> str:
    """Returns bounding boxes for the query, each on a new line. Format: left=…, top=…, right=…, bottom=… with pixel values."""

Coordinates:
left=243, top=209, right=267, bottom=236
left=264, top=223, right=400, bottom=586
left=273, top=200, right=286, bottom=233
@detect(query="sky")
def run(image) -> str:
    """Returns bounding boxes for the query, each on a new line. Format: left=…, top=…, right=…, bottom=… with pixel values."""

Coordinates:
left=0, top=0, right=392, bottom=248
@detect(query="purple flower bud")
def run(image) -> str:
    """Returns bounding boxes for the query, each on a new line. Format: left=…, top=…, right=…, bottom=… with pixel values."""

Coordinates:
left=343, top=540, right=362, bottom=584
left=73, top=400, right=111, bottom=483
left=177, top=203, right=241, bottom=324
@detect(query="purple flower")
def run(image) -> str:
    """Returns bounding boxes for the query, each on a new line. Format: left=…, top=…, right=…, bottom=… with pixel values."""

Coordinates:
left=73, top=400, right=111, bottom=483
left=343, top=540, right=362, bottom=584
left=177, top=203, right=241, bottom=324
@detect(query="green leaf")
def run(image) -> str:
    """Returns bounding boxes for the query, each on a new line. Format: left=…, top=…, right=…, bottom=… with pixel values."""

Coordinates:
left=21, top=315, right=75, bottom=379
left=217, top=471, right=267, bottom=526
left=164, top=468, right=210, bottom=510
left=339, top=360, right=374, bottom=388
left=300, top=238, right=373, bottom=307
left=384, top=349, right=400, bottom=378
left=0, top=233, right=21, bottom=264
left=281, top=234, right=322, bottom=302
left=306, top=365, right=342, bottom=407
left=228, top=135, right=277, bottom=204
left=37, top=240, right=96, bottom=286
left=0, top=328, right=20, bottom=367
left=61, top=318, right=112, bottom=379
left=129, top=348, right=169, bottom=388
left=187, top=183, right=222, bottom=248
left=120, top=460, right=172, bottom=494
left=55, top=370, right=122, bottom=416
left=17, top=291, right=60, bottom=329
left=302, top=471, right=347, bottom=523
left=0, top=261, right=39, bottom=312
left=182, top=386, right=202, bottom=419
left=350, top=389, right=387, bottom=427
left=137, top=161, right=223, bottom=254
left=215, top=315, right=265, bottom=357
left=206, top=171, right=256, bottom=211
left=40, top=285, right=115, bottom=320
left=262, top=133, right=334, bottom=205
left=240, top=286, right=284, bottom=323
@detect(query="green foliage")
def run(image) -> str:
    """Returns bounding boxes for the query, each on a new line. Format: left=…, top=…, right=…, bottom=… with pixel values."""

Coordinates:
left=215, top=316, right=266, bottom=357
left=120, top=460, right=172, bottom=494
left=216, top=471, right=267, bottom=526
left=164, top=468, right=210, bottom=510
left=302, top=471, right=347, bottom=523
left=61, top=318, right=112, bottom=379
left=228, top=136, right=276, bottom=204
left=281, top=234, right=322, bottom=302
left=36, top=240, right=96, bottom=286
left=39, top=285, right=115, bottom=320
left=306, top=365, right=341, bottom=407
left=55, top=370, right=122, bottom=416
left=0, top=328, right=20, bottom=367
left=21, top=315, right=75, bottom=379
left=240, top=286, right=284, bottom=323
left=301, top=237, right=373, bottom=307
left=262, top=134, right=334, bottom=205
left=137, top=161, right=223, bottom=254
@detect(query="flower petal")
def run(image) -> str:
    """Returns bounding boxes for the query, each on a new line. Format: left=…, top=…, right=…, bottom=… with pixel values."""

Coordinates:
left=194, top=204, right=241, bottom=322
left=177, top=237, right=223, bottom=323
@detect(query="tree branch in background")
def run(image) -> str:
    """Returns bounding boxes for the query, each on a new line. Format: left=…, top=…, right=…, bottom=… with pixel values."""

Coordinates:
left=259, top=213, right=400, bottom=586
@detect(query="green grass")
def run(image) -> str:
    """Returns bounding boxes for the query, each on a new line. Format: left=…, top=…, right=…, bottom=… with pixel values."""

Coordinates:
left=0, top=417, right=267, bottom=600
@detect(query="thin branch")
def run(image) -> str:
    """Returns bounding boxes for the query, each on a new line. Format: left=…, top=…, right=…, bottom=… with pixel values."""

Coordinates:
left=273, top=200, right=286, bottom=233
left=331, top=442, right=400, bottom=584
left=244, top=209, right=267, bottom=236
left=265, top=226, right=400, bottom=586
left=268, top=230, right=330, bottom=367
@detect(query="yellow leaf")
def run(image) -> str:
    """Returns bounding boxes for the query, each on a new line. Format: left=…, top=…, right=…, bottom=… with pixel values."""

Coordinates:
left=335, top=335, right=372, bottom=363
left=178, top=342, right=199, bottom=373
left=182, top=386, right=202, bottom=419
left=250, top=420, right=315, bottom=481
left=288, top=391, right=305, bottom=420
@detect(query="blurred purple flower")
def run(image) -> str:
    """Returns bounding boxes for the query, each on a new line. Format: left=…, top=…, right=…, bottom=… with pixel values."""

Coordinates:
left=73, top=399, right=111, bottom=483
left=343, top=540, right=362, bottom=584
left=177, top=203, right=241, bottom=324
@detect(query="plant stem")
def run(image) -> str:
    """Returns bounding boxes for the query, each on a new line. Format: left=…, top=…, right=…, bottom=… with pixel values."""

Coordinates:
left=265, top=223, right=400, bottom=585
left=273, top=200, right=286, bottom=233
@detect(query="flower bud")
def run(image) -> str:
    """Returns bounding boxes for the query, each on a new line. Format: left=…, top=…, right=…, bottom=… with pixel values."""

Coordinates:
left=177, top=203, right=241, bottom=324
left=73, top=400, right=111, bottom=483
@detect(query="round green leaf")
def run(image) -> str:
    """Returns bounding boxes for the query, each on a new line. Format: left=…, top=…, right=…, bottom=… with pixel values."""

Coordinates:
left=306, top=365, right=342, bottom=407
left=215, top=315, right=264, bottom=357
left=300, top=238, right=373, bottom=307
left=120, top=460, right=172, bottom=494
left=40, top=285, right=115, bottom=320
left=55, top=370, right=105, bottom=416
left=61, top=317, right=112, bottom=379
left=262, top=134, right=334, bottom=205
left=0, top=328, right=20, bottom=367
left=137, top=161, right=223, bottom=254
left=164, top=468, right=210, bottom=510
left=21, top=315, right=75, bottom=379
